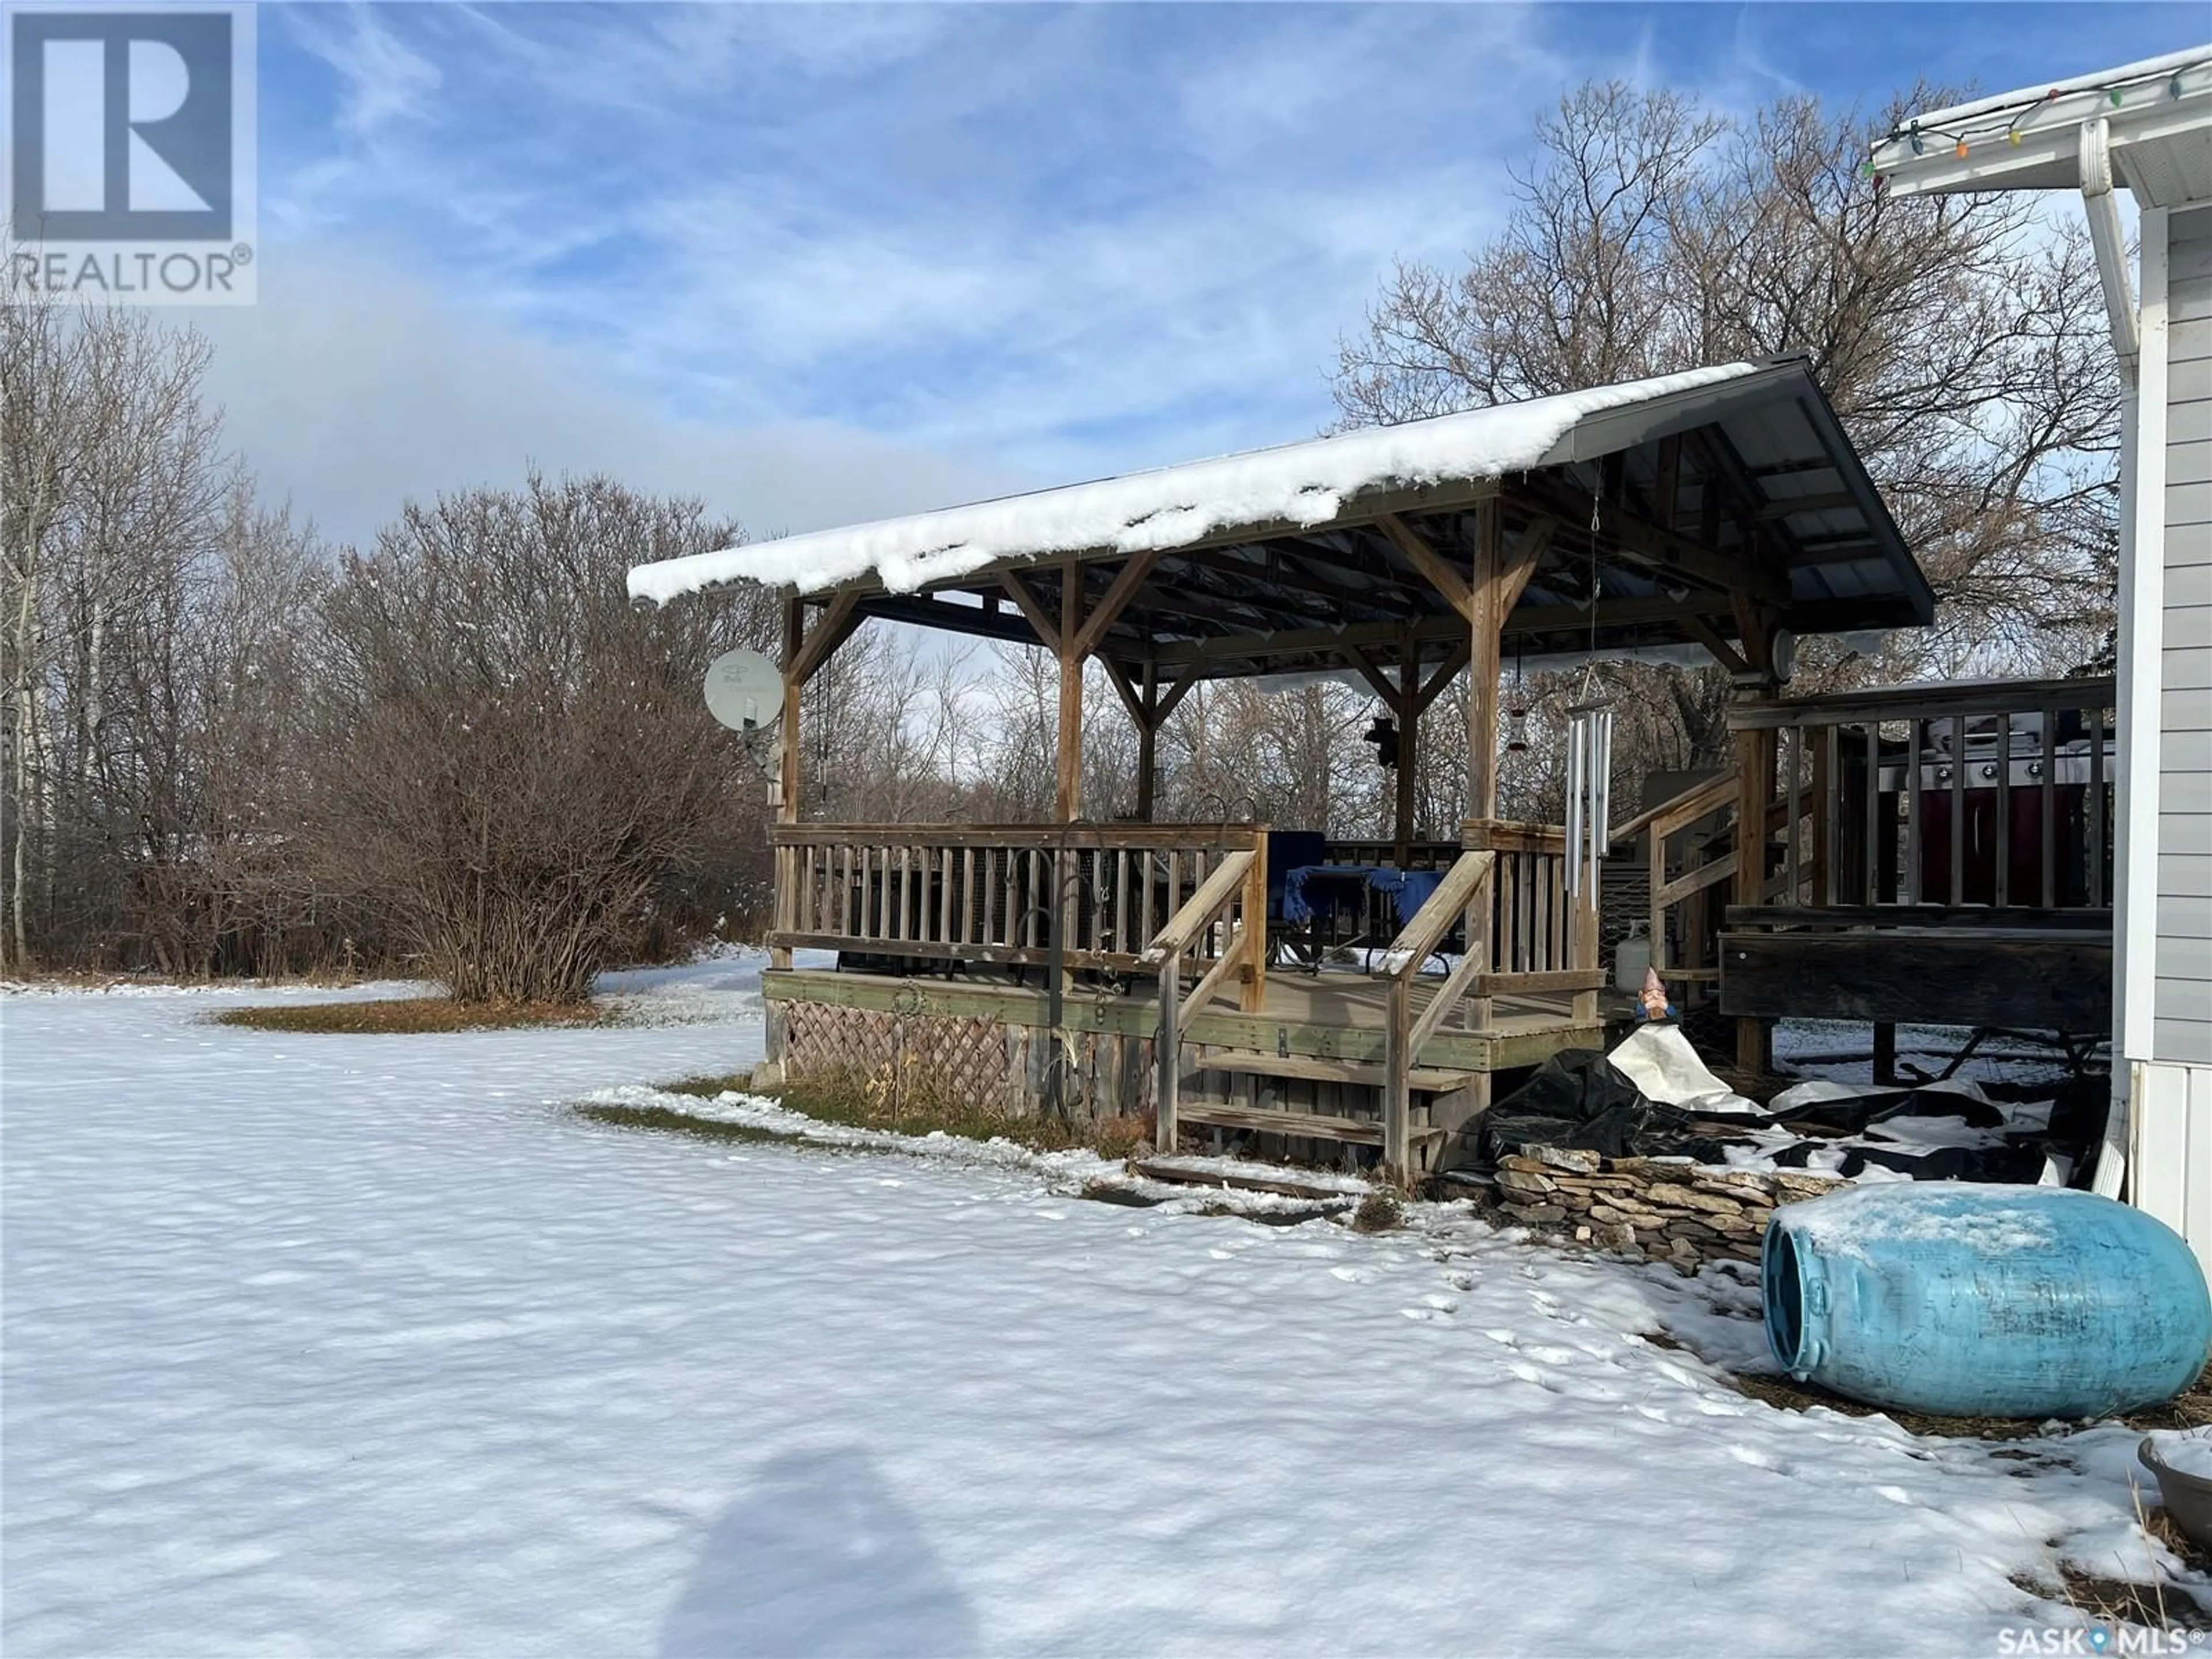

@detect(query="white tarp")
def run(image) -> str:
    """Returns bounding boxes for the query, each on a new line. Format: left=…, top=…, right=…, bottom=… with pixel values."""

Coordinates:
left=1605, top=1021, right=1763, bottom=1117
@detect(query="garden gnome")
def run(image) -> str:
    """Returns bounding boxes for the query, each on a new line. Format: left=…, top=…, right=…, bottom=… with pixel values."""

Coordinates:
left=1640, top=965, right=1672, bottom=1022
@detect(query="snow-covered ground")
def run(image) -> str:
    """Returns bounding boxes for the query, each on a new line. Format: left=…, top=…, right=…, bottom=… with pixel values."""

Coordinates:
left=1, top=957, right=2193, bottom=1657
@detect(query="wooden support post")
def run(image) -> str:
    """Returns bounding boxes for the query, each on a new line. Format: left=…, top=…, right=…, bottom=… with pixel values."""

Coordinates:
left=1384, top=976, right=1411, bottom=1180
left=1241, top=831, right=1268, bottom=1014
left=1873, top=1021, right=1897, bottom=1087
left=1733, top=720, right=1774, bottom=1074
left=764, top=597, right=806, bottom=1066
left=1057, top=560, right=1084, bottom=824
left=1466, top=500, right=1504, bottom=1028
left=1468, top=499, right=1503, bottom=820
left=1156, top=946, right=1181, bottom=1150
left=1573, top=878, right=1601, bottom=1025
left=772, top=597, right=805, bottom=991
left=1393, top=637, right=1419, bottom=864
left=777, top=596, right=805, bottom=832
left=1137, top=662, right=1158, bottom=823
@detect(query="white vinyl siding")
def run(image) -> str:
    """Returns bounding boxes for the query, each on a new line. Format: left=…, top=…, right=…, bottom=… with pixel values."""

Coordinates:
left=2131, top=1060, right=2212, bottom=1280
left=2157, top=206, right=2212, bottom=1063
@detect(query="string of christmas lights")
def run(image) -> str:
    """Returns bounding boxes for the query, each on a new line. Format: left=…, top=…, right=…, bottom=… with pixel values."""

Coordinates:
left=1865, top=54, right=2212, bottom=187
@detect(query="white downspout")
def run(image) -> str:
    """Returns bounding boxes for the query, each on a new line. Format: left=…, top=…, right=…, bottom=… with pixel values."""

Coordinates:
left=2083, top=115, right=2165, bottom=1202
left=2080, top=118, right=2140, bottom=376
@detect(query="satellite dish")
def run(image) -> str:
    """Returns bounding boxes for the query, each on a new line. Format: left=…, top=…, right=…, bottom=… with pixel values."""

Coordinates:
left=1771, top=628, right=1798, bottom=683
left=703, top=649, right=785, bottom=733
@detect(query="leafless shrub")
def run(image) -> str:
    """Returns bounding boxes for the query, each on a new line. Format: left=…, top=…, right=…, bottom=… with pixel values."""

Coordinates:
left=297, top=475, right=772, bottom=1003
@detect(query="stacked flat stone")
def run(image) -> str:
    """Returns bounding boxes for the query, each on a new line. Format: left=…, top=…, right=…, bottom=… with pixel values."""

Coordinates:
left=1488, top=1146, right=1844, bottom=1271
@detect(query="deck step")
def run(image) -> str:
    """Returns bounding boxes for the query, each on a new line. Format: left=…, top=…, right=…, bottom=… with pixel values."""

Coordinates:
left=1176, top=1101, right=1448, bottom=1147
left=1198, top=1050, right=1480, bottom=1092
left=1130, top=1157, right=1370, bottom=1200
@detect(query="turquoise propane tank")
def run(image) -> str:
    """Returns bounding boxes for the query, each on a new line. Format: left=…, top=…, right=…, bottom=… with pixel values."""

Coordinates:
left=1763, top=1183, right=2212, bottom=1419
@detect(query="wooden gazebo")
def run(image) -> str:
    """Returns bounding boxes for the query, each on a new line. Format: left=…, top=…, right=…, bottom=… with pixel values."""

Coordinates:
left=632, top=356, right=1977, bottom=1175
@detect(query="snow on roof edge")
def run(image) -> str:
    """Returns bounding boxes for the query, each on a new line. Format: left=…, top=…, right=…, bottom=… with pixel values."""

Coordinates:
left=1884, top=45, right=2212, bottom=136
left=627, top=362, right=1771, bottom=605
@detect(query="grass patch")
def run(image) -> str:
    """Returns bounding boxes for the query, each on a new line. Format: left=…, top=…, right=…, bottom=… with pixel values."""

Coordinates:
left=1730, top=1370, right=2055, bottom=1441
left=2125, top=1369, right=2212, bottom=1434
left=2010, top=1559, right=2212, bottom=1634
left=1726, top=1366, right=2212, bottom=1442
left=1350, top=1191, right=1404, bottom=1233
left=572, top=1102, right=795, bottom=1146
left=666, top=1064, right=1153, bottom=1162
left=660, top=1073, right=756, bottom=1099
left=211, top=997, right=611, bottom=1035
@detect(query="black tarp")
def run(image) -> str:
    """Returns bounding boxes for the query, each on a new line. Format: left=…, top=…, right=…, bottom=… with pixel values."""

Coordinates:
left=1477, top=1041, right=2070, bottom=1183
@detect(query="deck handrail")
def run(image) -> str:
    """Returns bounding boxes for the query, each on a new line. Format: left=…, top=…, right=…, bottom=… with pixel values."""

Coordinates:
left=1725, top=675, right=2115, bottom=731
left=1729, top=675, right=2114, bottom=919
left=1375, top=848, right=1495, bottom=1176
left=1140, top=851, right=1257, bottom=963
left=767, top=821, right=1262, bottom=975
left=769, top=821, right=1260, bottom=851
left=1384, top=848, right=1496, bottom=978
left=1145, top=846, right=1267, bottom=1161
left=1607, top=772, right=1737, bottom=850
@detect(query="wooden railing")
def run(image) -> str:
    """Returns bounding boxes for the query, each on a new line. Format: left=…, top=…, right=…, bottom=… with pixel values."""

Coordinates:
left=1141, top=847, right=1268, bottom=1156
left=1609, top=772, right=1740, bottom=984
left=767, top=822, right=1264, bottom=974
left=1380, top=849, right=1497, bottom=1173
left=1726, top=676, right=2116, bottom=927
left=1463, top=819, right=1604, bottom=1012
left=1321, top=838, right=1462, bottom=870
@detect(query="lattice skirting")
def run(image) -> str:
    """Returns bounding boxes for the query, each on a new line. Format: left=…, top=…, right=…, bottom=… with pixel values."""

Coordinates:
left=779, top=1000, right=1155, bottom=1120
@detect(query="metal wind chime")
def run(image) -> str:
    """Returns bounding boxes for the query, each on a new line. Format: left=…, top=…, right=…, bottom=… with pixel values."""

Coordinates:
left=1563, top=491, right=1614, bottom=897
left=1564, top=672, right=1612, bottom=897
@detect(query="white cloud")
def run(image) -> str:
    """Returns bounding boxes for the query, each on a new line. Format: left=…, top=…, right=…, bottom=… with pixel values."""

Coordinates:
left=283, top=2, right=442, bottom=138
left=210, top=6, right=1594, bottom=550
left=188, top=247, right=1027, bottom=550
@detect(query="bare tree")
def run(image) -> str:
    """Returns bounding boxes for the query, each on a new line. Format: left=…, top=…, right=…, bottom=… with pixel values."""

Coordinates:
left=301, top=476, right=770, bottom=1002
left=0, top=274, right=297, bottom=972
left=1335, top=80, right=2122, bottom=794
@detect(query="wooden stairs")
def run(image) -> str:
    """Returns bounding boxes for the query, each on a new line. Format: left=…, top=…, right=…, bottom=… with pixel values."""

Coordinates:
left=1180, top=1046, right=1475, bottom=1165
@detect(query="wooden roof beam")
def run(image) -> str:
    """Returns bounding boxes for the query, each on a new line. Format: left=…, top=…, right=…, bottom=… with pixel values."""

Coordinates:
left=1518, top=472, right=1780, bottom=601
left=1141, top=590, right=1743, bottom=672
left=855, top=592, right=1047, bottom=649
left=1376, top=512, right=1476, bottom=624
left=1000, top=570, right=1060, bottom=652
left=1346, top=645, right=1406, bottom=708
left=1127, top=566, right=1350, bottom=634
left=1187, top=546, right=1418, bottom=621
left=1072, top=550, right=1163, bottom=659
left=787, top=589, right=863, bottom=686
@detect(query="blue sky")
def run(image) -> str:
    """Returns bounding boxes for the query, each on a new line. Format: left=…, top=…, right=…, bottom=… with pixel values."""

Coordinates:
left=196, top=2, right=2207, bottom=547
